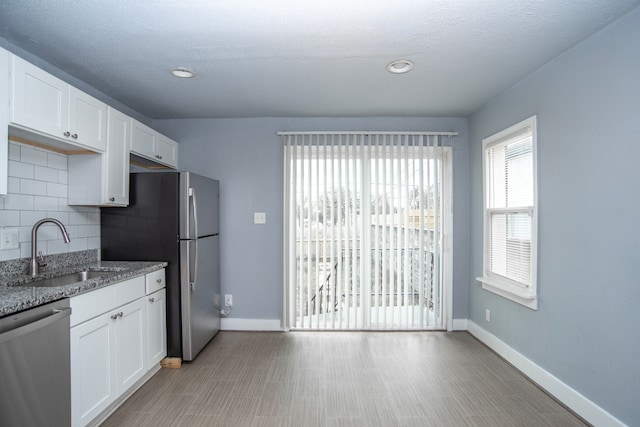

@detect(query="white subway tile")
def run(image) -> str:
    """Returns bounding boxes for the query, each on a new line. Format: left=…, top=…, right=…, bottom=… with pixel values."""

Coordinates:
left=58, top=170, right=68, bottom=184
left=34, top=196, right=60, bottom=212
left=46, top=182, right=67, bottom=198
left=35, top=165, right=60, bottom=183
left=20, top=179, right=48, bottom=196
left=0, top=248, right=21, bottom=261
left=68, top=238, right=88, bottom=252
left=8, top=143, right=21, bottom=161
left=47, top=153, right=67, bottom=170
left=69, top=211, right=89, bottom=225
left=4, top=194, right=34, bottom=211
left=45, top=212, right=70, bottom=225
left=46, top=239, right=70, bottom=255
left=0, top=210, right=21, bottom=227
left=87, top=237, right=100, bottom=250
left=8, top=160, right=34, bottom=179
left=87, top=212, right=100, bottom=224
left=8, top=177, right=20, bottom=193
left=78, top=224, right=99, bottom=238
left=57, top=202, right=74, bottom=212
left=20, top=242, right=31, bottom=258
left=18, top=226, right=31, bottom=243
left=20, top=146, right=48, bottom=166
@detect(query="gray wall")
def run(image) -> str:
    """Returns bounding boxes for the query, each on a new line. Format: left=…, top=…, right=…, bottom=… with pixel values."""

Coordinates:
left=468, top=8, right=640, bottom=425
left=154, top=117, right=469, bottom=322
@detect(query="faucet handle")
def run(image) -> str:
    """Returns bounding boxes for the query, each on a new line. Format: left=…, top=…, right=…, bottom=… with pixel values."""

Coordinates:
left=37, top=251, right=47, bottom=267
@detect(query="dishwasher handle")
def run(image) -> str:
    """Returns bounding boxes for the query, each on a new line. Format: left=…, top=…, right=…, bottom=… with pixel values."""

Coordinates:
left=0, top=307, right=71, bottom=345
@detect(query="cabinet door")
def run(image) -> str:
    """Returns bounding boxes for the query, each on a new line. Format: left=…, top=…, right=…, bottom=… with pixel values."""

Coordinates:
left=156, top=134, right=178, bottom=168
left=10, top=55, right=69, bottom=139
left=146, top=289, right=167, bottom=369
left=116, top=298, right=148, bottom=393
left=0, top=48, right=8, bottom=195
left=69, top=87, right=107, bottom=152
left=131, top=120, right=156, bottom=159
left=70, top=313, right=117, bottom=427
left=104, top=107, right=131, bottom=205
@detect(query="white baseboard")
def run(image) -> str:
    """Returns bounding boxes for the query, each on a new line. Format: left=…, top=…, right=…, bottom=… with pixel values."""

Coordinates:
left=467, top=320, right=625, bottom=427
left=451, top=318, right=468, bottom=331
left=220, top=318, right=283, bottom=331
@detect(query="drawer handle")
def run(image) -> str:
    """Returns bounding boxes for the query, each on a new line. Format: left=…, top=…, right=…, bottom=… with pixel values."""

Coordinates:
left=111, top=313, right=118, bottom=320
left=156, top=278, right=162, bottom=283
left=72, top=133, right=78, bottom=139
left=110, top=197, right=115, bottom=202
left=149, top=297, right=155, bottom=303
left=64, top=131, right=71, bottom=137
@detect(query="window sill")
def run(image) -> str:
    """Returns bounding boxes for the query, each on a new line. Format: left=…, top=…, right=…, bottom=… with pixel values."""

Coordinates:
left=477, top=276, right=538, bottom=310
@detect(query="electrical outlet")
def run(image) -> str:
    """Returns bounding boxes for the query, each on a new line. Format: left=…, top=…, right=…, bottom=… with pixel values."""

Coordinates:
left=224, top=294, right=233, bottom=307
left=0, top=229, right=19, bottom=250
left=485, top=309, right=491, bottom=322
left=254, top=212, right=266, bottom=224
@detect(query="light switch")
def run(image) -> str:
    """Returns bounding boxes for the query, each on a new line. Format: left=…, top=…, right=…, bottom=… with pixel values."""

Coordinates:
left=254, top=212, right=266, bottom=224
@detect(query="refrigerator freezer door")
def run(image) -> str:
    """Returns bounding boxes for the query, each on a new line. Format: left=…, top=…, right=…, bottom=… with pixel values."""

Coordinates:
left=180, top=173, right=219, bottom=239
left=180, top=235, right=220, bottom=361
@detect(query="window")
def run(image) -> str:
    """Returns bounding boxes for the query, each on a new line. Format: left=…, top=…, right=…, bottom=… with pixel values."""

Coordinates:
left=478, top=116, right=538, bottom=310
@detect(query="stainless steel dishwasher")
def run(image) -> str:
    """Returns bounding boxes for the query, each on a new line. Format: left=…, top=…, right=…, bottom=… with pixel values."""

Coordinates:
left=0, top=298, right=71, bottom=427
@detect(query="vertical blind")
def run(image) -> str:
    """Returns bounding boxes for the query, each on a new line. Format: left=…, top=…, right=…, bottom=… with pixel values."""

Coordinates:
left=281, top=132, right=454, bottom=330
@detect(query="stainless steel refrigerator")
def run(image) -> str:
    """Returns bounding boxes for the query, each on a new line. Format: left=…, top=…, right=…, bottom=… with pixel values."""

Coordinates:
left=101, top=171, right=220, bottom=361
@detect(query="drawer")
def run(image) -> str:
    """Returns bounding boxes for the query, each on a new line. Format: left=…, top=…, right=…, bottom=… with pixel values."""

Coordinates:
left=70, top=276, right=145, bottom=327
left=70, top=285, right=115, bottom=327
left=114, top=276, right=145, bottom=307
left=145, top=269, right=166, bottom=295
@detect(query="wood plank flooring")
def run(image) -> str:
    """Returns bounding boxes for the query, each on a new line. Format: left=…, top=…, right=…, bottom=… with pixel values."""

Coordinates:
left=102, top=331, right=589, bottom=427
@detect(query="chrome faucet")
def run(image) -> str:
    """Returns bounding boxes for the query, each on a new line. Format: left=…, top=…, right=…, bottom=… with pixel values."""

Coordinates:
left=28, top=218, right=71, bottom=277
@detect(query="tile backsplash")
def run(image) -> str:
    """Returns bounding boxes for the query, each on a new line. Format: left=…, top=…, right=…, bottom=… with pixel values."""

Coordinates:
left=0, top=141, right=100, bottom=261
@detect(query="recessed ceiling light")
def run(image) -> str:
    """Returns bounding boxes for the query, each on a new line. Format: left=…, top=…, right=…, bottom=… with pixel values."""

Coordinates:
left=386, top=59, right=413, bottom=74
left=171, top=67, right=195, bottom=78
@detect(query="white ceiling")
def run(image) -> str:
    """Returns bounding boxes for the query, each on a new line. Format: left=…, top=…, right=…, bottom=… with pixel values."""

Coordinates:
left=0, top=1, right=638, bottom=120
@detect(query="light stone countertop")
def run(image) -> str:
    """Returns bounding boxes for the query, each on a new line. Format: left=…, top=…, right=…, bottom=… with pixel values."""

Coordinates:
left=0, top=251, right=167, bottom=317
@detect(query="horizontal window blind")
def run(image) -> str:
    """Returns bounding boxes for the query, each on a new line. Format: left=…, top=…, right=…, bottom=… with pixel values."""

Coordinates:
left=481, top=116, right=537, bottom=303
left=282, top=132, right=454, bottom=330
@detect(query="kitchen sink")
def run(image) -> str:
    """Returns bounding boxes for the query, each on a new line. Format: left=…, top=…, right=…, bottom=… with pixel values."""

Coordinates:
left=24, top=270, right=121, bottom=288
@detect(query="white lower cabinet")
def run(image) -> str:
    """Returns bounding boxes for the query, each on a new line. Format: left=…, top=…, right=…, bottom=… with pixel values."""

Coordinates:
left=115, top=298, right=147, bottom=393
left=70, top=270, right=165, bottom=427
left=70, top=309, right=117, bottom=427
left=146, top=288, right=167, bottom=368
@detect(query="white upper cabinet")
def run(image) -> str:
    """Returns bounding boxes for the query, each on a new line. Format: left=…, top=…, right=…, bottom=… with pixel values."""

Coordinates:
left=103, top=107, right=131, bottom=205
left=68, top=86, right=108, bottom=151
left=0, top=48, right=9, bottom=196
left=131, top=120, right=178, bottom=169
left=10, top=55, right=107, bottom=152
left=67, top=107, right=131, bottom=206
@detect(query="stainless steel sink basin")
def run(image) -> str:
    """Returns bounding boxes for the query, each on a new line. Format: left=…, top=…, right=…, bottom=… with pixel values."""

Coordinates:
left=24, top=270, right=120, bottom=288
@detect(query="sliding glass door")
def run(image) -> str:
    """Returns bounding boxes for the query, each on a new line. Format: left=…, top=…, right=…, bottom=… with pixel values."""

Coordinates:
left=283, top=133, right=452, bottom=330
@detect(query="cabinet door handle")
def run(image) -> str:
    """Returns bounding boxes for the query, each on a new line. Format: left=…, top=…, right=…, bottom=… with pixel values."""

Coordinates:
left=72, top=134, right=78, bottom=139
left=111, top=313, right=119, bottom=320
left=149, top=297, right=155, bottom=303
left=118, top=312, right=124, bottom=318
left=64, top=131, right=71, bottom=137
left=156, top=278, right=162, bottom=283
left=110, top=197, right=115, bottom=202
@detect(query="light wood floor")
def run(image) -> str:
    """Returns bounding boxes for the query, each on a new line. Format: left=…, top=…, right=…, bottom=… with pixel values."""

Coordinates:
left=103, top=331, right=589, bottom=427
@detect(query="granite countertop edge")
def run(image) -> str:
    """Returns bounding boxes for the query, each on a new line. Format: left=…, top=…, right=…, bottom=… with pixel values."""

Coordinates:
left=0, top=260, right=168, bottom=318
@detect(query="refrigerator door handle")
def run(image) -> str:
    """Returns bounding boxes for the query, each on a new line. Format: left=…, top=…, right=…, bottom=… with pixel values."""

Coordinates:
left=189, top=187, right=200, bottom=239
left=189, top=187, right=199, bottom=290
